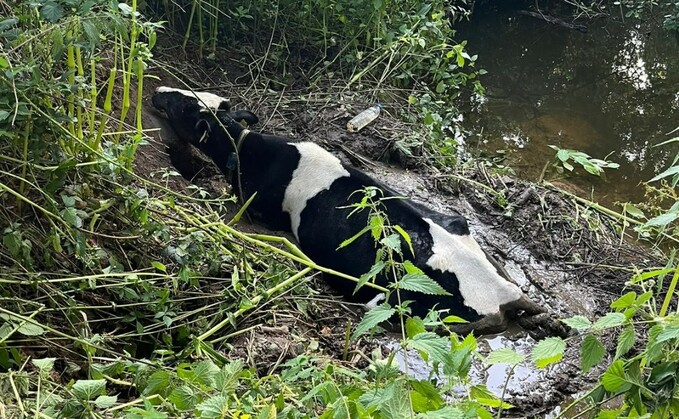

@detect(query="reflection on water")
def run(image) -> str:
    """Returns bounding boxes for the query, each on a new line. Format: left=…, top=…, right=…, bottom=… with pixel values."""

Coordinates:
left=458, top=8, right=679, bottom=205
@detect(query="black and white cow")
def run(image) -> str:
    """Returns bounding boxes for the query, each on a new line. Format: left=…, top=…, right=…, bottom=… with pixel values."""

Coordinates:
left=152, top=86, right=552, bottom=335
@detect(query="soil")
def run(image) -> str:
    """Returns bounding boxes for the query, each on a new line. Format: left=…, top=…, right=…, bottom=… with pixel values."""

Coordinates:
left=131, top=39, right=662, bottom=417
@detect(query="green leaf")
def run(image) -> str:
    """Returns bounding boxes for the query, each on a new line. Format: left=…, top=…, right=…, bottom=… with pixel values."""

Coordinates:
left=407, top=332, right=448, bottom=364
left=593, top=312, right=626, bottom=330
left=338, top=225, right=370, bottom=249
left=396, top=273, right=449, bottom=296
left=380, top=233, right=401, bottom=254
left=601, top=360, right=632, bottom=393
left=435, top=81, right=445, bottom=94
left=656, top=324, right=679, bottom=343
left=470, top=385, right=513, bottom=409
left=416, top=406, right=465, bottom=419
left=72, top=379, right=106, bottom=401
left=215, top=360, right=242, bottom=394
left=369, top=214, right=384, bottom=241
left=196, top=394, right=229, bottom=419
left=381, top=381, right=411, bottom=419
left=169, top=386, right=197, bottom=410
left=410, top=380, right=443, bottom=412
left=562, top=315, right=592, bottom=331
left=649, top=165, right=679, bottom=182
left=405, top=317, right=426, bottom=339
left=442, top=315, right=468, bottom=324
left=40, top=1, right=65, bottom=22
left=643, top=212, right=679, bottom=228
left=556, top=148, right=570, bottom=162
left=0, top=110, right=9, bottom=122
left=580, top=335, right=605, bottom=373
left=393, top=225, right=414, bottom=256
left=151, top=261, right=166, bottom=273
left=623, top=203, right=645, bottom=219
left=143, top=370, right=171, bottom=396
left=610, top=292, right=636, bottom=310
left=81, top=20, right=100, bottom=50
left=18, top=322, right=45, bottom=336
left=192, top=360, right=220, bottom=386
left=486, top=348, right=524, bottom=366
left=32, top=358, right=55, bottom=374
left=353, top=304, right=395, bottom=339
left=531, top=337, right=566, bottom=368
left=615, top=325, right=636, bottom=359
left=355, top=261, right=385, bottom=294
left=60, top=207, right=83, bottom=228
left=94, top=395, right=117, bottom=409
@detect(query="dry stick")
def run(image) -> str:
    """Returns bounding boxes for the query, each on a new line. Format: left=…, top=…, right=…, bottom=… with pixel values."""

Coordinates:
left=196, top=266, right=314, bottom=342
left=543, top=181, right=679, bottom=245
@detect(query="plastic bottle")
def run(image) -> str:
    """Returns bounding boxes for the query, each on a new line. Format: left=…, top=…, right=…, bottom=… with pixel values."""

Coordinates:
left=346, top=104, right=382, bottom=133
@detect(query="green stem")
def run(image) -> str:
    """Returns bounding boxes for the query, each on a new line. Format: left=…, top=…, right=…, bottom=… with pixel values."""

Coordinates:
left=659, top=267, right=679, bottom=317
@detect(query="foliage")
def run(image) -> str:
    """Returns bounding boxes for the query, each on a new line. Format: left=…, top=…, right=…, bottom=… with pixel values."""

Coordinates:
left=149, top=0, right=481, bottom=167
left=549, top=145, right=621, bottom=177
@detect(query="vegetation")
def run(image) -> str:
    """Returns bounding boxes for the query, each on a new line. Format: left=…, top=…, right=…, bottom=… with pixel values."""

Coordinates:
left=0, top=0, right=678, bottom=418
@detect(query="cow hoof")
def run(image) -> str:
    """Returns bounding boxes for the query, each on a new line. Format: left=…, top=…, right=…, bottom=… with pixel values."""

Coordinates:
left=516, top=313, right=571, bottom=340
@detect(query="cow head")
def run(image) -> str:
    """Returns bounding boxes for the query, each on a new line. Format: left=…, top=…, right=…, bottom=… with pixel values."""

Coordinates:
left=152, top=86, right=258, bottom=147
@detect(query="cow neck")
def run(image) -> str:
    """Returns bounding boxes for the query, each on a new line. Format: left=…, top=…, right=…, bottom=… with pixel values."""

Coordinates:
left=225, top=127, right=250, bottom=204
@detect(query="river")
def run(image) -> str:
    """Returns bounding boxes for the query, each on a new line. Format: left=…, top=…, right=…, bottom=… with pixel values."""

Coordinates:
left=458, top=5, right=679, bottom=206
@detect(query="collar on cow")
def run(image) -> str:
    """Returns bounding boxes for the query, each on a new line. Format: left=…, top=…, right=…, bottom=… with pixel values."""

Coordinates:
left=226, top=128, right=250, bottom=174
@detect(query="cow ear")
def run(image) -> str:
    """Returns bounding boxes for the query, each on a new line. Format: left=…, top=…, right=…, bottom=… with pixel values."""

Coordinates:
left=218, top=100, right=231, bottom=111
left=230, top=110, right=259, bottom=127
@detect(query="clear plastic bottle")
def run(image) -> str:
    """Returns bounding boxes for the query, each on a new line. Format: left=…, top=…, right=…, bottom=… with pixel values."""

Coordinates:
left=346, top=104, right=382, bottom=132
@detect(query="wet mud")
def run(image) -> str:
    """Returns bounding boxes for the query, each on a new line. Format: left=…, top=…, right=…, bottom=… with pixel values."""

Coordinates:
left=134, top=42, right=661, bottom=417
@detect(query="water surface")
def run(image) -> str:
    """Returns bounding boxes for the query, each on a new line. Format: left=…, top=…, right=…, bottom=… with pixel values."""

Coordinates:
left=458, top=9, right=679, bottom=205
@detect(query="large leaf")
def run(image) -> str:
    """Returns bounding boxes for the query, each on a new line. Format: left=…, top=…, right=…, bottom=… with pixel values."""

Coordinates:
left=40, top=1, right=65, bottom=22
left=485, top=348, right=524, bottom=366
left=643, top=212, right=679, bottom=229
left=352, top=304, right=395, bottom=339
left=562, top=315, right=592, bottom=331
left=215, top=360, right=242, bottom=394
left=593, top=312, right=626, bottom=330
left=380, top=380, right=411, bottom=419
left=615, top=325, right=636, bottom=359
left=396, top=273, right=449, bottom=296
left=32, top=358, right=55, bottom=375
left=531, top=337, right=566, bottom=368
left=601, top=360, right=632, bottom=393
left=94, top=395, right=117, bottom=409
left=169, top=386, right=197, bottom=411
left=72, top=379, right=106, bottom=401
left=407, top=332, right=449, bottom=364
left=143, top=370, right=171, bottom=396
left=580, top=335, right=605, bottom=373
left=192, top=360, right=220, bottom=387
left=416, top=406, right=465, bottom=419
left=649, top=165, right=679, bottom=182
left=196, top=394, right=229, bottom=419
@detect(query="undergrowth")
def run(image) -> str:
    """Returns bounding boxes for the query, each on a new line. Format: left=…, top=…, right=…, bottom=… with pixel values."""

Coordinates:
left=1, top=0, right=679, bottom=418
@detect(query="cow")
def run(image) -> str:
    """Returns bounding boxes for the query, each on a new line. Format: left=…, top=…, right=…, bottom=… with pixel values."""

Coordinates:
left=152, top=86, right=556, bottom=336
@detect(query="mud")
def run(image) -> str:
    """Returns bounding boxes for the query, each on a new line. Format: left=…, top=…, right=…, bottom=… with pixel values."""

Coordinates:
left=134, top=41, right=661, bottom=417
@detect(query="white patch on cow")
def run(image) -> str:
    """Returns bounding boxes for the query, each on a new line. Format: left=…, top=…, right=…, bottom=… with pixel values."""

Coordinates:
left=283, top=142, right=350, bottom=239
left=155, top=86, right=228, bottom=109
left=423, top=218, right=522, bottom=316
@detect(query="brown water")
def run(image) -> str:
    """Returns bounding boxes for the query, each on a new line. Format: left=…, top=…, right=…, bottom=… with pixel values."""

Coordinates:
left=458, top=8, right=679, bottom=206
